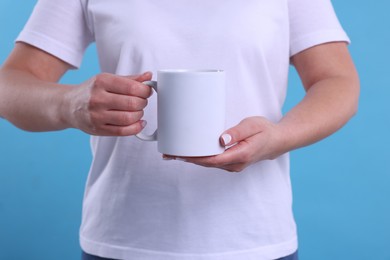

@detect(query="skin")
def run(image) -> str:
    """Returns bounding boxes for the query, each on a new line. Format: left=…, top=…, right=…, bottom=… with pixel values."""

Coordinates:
left=0, top=42, right=359, bottom=172
left=166, top=42, right=360, bottom=172
left=0, top=43, right=153, bottom=136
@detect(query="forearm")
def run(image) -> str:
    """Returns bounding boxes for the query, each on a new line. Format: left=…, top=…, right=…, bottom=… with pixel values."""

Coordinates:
left=0, top=68, right=72, bottom=131
left=177, top=43, right=360, bottom=172
left=0, top=43, right=153, bottom=136
left=278, top=75, right=359, bottom=152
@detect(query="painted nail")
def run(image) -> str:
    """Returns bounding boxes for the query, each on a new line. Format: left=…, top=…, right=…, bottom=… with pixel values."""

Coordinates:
left=221, top=134, right=232, bottom=146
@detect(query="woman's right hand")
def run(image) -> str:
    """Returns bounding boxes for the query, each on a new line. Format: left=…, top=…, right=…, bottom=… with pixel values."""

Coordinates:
left=0, top=43, right=153, bottom=135
left=65, top=72, right=153, bottom=136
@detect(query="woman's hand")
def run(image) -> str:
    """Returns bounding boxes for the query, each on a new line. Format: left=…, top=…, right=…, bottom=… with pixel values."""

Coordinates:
left=0, top=43, right=154, bottom=134
left=65, top=72, right=153, bottom=136
left=165, top=116, right=288, bottom=172
left=164, top=43, right=359, bottom=172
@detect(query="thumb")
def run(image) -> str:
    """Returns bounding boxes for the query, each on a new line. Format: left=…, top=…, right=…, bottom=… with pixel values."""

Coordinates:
left=220, top=117, right=266, bottom=146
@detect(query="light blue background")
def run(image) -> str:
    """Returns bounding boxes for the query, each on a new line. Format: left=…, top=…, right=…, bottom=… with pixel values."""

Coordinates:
left=0, top=1, right=389, bottom=259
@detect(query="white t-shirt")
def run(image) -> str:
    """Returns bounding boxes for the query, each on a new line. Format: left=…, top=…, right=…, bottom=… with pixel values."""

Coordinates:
left=17, top=0, right=349, bottom=259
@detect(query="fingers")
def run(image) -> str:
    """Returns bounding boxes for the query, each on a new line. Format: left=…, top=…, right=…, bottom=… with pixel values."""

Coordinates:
left=87, top=109, right=146, bottom=136
left=105, top=92, right=148, bottom=112
left=163, top=117, right=275, bottom=172
left=71, top=72, right=156, bottom=136
left=164, top=141, right=252, bottom=172
left=95, top=72, right=153, bottom=98
left=100, top=110, right=144, bottom=126
left=99, top=120, right=147, bottom=136
left=124, top=71, right=153, bottom=82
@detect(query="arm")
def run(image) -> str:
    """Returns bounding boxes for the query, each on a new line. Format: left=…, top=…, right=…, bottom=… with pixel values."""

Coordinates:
left=0, top=43, right=152, bottom=135
left=170, top=42, right=360, bottom=172
left=279, top=42, right=359, bottom=151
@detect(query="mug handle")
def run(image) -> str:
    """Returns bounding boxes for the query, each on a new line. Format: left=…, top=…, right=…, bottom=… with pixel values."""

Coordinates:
left=136, top=81, right=158, bottom=141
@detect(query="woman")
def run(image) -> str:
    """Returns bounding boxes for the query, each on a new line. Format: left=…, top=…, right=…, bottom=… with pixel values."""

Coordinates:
left=0, top=0, right=359, bottom=259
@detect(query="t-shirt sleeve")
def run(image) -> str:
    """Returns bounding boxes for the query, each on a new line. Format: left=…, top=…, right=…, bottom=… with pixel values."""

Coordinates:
left=16, top=0, right=94, bottom=68
left=289, top=0, right=350, bottom=57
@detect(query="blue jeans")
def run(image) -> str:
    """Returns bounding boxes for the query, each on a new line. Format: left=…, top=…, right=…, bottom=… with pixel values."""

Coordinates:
left=277, top=250, right=299, bottom=260
left=82, top=250, right=299, bottom=260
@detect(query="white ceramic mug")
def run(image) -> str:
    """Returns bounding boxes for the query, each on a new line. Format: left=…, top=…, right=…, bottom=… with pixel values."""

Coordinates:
left=136, top=69, right=226, bottom=157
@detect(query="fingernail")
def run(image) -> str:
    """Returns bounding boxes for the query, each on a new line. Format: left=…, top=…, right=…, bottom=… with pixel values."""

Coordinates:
left=221, top=134, right=232, bottom=146
left=175, top=158, right=187, bottom=162
left=162, top=155, right=173, bottom=160
left=141, top=120, right=147, bottom=128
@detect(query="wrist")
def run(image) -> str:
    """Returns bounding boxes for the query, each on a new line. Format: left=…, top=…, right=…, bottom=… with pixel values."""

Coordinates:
left=57, top=85, right=76, bottom=130
left=272, top=121, right=297, bottom=158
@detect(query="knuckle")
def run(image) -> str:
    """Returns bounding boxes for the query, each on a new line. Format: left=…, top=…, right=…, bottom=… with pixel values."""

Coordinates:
left=133, top=110, right=144, bottom=121
left=121, top=111, right=143, bottom=125
left=127, top=97, right=138, bottom=110
left=235, top=167, right=245, bottom=173
left=252, top=116, right=266, bottom=129
left=125, top=83, right=135, bottom=95
left=93, top=73, right=109, bottom=87
left=134, top=122, right=144, bottom=134
left=113, top=127, right=127, bottom=136
left=129, top=123, right=143, bottom=136
left=120, top=112, right=132, bottom=125
left=228, top=165, right=245, bottom=173
left=88, top=111, right=100, bottom=125
left=228, top=129, right=240, bottom=142
left=243, top=118, right=255, bottom=128
left=88, top=95, right=101, bottom=109
left=93, top=73, right=118, bottom=93
left=131, top=82, right=149, bottom=98
left=127, top=97, right=147, bottom=110
left=141, top=98, right=148, bottom=108
left=126, top=80, right=144, bottom=96
left=115, top=123, right=142, bottom=136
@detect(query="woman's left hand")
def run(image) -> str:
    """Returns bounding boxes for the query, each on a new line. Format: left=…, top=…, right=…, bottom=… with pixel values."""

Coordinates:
left=164, top=43, right=360, bottom=172
left=164, top=116, right=288, bottom=172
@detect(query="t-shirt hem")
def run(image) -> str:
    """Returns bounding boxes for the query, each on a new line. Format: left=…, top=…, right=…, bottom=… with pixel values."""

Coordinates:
left=290, top=29, right=350, bottom=57
left=80, top=234, right=298, bottom=260
left=16, top=30, right=83, bottom=68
